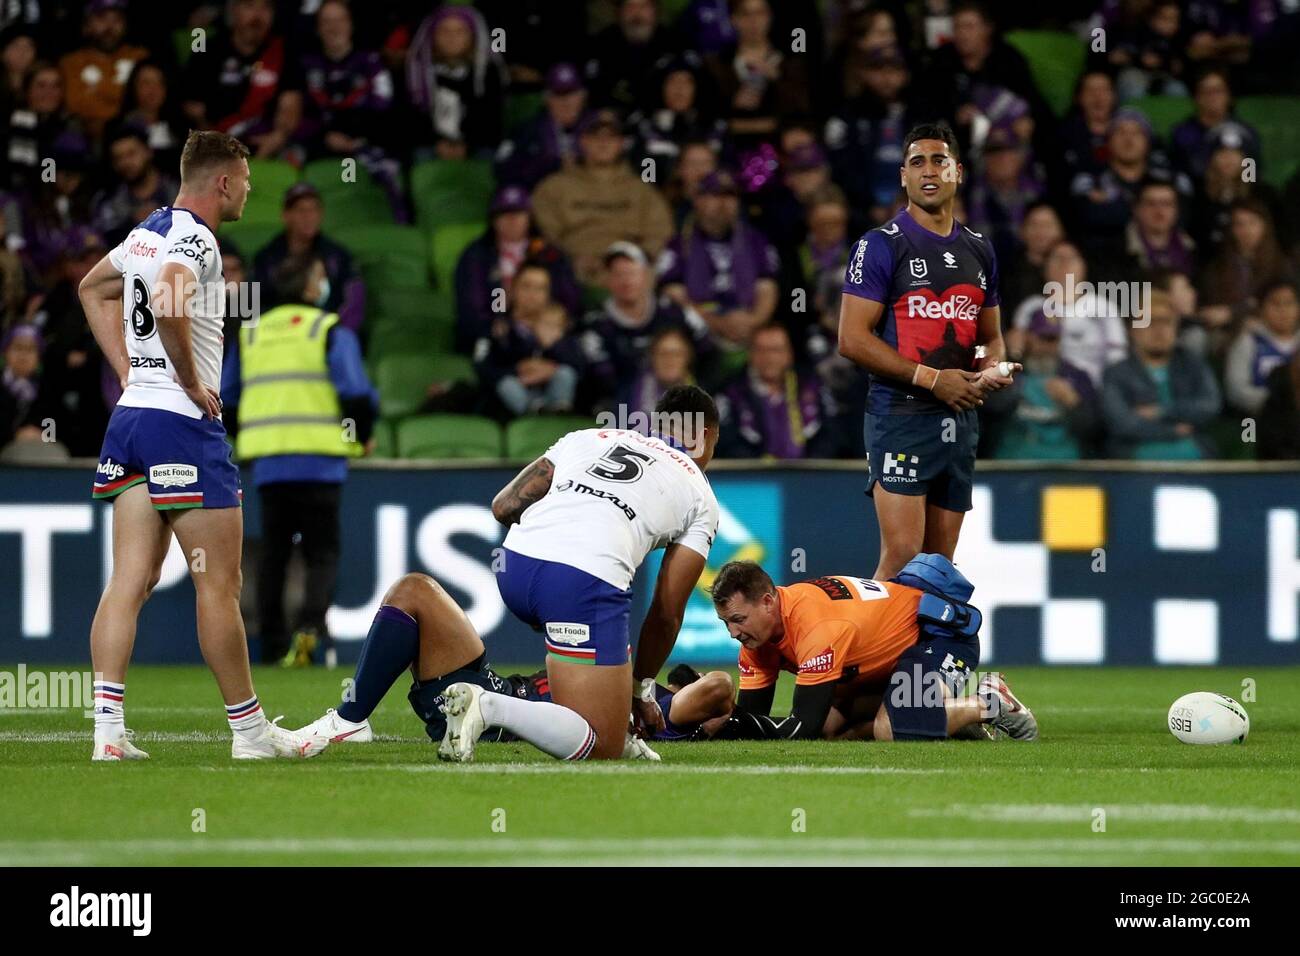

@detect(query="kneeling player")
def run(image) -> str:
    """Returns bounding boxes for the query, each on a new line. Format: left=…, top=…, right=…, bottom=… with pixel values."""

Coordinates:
left=438, top=385, right=722, bottom=762
left=295, top=573, right=734, bottom=745
left=708, top=556, right=1037, bottom=742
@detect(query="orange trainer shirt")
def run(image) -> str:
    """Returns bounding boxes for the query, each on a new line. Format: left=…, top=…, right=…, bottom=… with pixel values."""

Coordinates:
left=737, top=576, right=921, bottom=690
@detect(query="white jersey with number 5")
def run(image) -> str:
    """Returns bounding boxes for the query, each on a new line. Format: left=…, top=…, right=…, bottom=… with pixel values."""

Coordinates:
left=503, top=428, right=720, bottom=590
left=109, top=206, right=224, bottom=419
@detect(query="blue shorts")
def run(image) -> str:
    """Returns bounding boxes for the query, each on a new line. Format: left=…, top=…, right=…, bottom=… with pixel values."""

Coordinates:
left=94, top=405, right=241, bottom=510
left=653, top=687, right=695, bottom=740
left=407, top=652, right=514, bottom=743
left=865, top=409, right=979, bottom=512
left=883, top=633, right=981, bottom=740
left=496, top=549, right=632, bottom=666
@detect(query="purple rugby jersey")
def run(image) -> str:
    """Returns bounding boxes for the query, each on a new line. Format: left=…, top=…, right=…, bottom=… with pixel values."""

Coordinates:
left=842, top=209, right=1000, bottom=415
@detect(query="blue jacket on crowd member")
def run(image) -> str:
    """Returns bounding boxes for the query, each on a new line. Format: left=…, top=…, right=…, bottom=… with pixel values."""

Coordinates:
left=1100, top=348, right=1222, bottom=460
left=220, top=323, right=379, bottom=487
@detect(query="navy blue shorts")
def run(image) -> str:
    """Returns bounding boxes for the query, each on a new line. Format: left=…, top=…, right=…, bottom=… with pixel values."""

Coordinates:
left=93, top=405, right=241, bottom=510
left=883, top=633, right=981, bottom=740
left=496, top=549, right=633, bottom=666
left=865, top=409, right=979, bottom=513
left=407, top=653, right=514, bottom=743
left=653, top=686, right=696, bottom=740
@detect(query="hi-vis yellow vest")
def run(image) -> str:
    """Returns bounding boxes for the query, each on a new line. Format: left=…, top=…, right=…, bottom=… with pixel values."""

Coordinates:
left=235, top=304, right=362, bottom=460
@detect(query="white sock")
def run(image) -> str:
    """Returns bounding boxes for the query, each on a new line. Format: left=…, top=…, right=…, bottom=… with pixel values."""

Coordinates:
left=93, top=680, right=126, bottom=737
left=226, top=695, right=268, bottom=738
left=479, top=693, right=596, bottom=760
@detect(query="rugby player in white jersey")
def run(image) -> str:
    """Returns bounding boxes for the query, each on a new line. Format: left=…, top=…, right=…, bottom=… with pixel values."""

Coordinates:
left=439, top=384, right=721, bottom=761
left=78, top=130, right=327, bottom=762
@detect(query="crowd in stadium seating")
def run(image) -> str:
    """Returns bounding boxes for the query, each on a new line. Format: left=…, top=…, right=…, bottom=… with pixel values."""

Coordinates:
left=3, top=0, right=1300, bottom=462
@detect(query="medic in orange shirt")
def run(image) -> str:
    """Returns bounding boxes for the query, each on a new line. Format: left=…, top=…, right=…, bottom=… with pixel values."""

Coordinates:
left=708, top=556, right=1037, bottom=741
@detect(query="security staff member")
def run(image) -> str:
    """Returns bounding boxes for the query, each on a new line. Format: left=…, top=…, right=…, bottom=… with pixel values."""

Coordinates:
left=221, top=252, right=378, bottom=666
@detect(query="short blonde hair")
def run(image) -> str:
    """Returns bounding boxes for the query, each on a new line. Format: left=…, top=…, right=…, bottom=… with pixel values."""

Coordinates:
left=180, top=130, right=250, bottom=182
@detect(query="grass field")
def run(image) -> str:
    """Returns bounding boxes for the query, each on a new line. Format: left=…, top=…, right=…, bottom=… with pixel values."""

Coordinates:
left=2, top=664, right=1298, bottom=866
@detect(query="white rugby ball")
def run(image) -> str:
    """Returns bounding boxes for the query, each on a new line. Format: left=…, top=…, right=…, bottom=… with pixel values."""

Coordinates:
left=1167, top=692, right=1250, bottom=744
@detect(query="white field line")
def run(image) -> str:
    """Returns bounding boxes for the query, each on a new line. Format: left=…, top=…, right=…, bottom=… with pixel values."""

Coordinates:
left=325, top=763, right=948, bottom=775
left=2, top=732, right=1298, bottom=777
left=910, top=803, right=1300, bottom=824
left=2, top=835, right=1298, bottom=867
left=0, top=730, right=418, bottom=743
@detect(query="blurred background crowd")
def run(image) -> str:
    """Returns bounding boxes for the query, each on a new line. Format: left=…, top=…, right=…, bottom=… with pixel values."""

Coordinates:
left=4, top=0, right=1300, bottom=464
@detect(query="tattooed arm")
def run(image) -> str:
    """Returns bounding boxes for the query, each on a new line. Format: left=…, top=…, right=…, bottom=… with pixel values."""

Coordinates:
left=491, top=456, right=555, bottom=526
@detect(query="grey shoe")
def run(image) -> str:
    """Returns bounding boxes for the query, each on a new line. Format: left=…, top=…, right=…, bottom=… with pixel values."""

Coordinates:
left=978, top=672, right=1039, bottom=741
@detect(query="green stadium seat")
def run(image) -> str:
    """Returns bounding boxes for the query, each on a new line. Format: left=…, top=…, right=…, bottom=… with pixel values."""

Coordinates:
left=580, top=282, right=606, bottom=312
left=659, top=0, right=692, bottom=25
left=367, top=318, right=429, bottom=361
left=430, top=222, right=486, bottom=293
left=1004, top=30, right=1086, bottom=117
left=301, top=159, right=395, bottom=229
left=375, top=352, right=473, bottom=419
left=397, top=414, right=502, bottom=459
left=426, top=293, right=456, bottom=350
left=218, top=220, right=280, bottom=259
left=368, top=285, right=428, bottom=323
left=1236, top=96, right=1300, bottom=190
left=366, top=291, right=454, bottom=355
left=321, top=188, right=395, bottom=230
left=1125, top=95, right=1193, bottom=143
left=347, top=225, right=429, bottom=289
left=504, top=415, right=594, bottom=460
left=301, top=157, right=375, bottom=195
left=411, top=158, right=495, bottom=230
left=504, top=92, right=544, bottom=131
left=713, top=347, right=749, bottom=383
left=172, top=27, right=195, bottom=67
left=369, top=418, right=396, bottom=459
left=1207, top=415, right=1257, bottom=462
left=243, top=158, right=300, bottom=224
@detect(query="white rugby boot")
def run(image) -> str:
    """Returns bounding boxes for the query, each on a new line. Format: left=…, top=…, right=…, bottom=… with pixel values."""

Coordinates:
left=92, top=728, right=150, bottom=762
left=295, top=708, right=373, bottom=743
left=232, top=716, right=329, bottom=759
left=438, top=683, right=486, bottom=763
left=622, top=733, right=661, bottom=761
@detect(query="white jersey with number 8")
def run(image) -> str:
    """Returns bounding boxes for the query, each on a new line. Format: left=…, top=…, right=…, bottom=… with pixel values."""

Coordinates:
left=503, top=428, right=720, bottom=591
left=109, top=206, right=225, bottom=419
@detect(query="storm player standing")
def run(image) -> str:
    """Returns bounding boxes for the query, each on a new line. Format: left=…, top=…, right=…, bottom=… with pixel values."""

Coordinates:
left=837, top=122, right=1019, bottom=578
